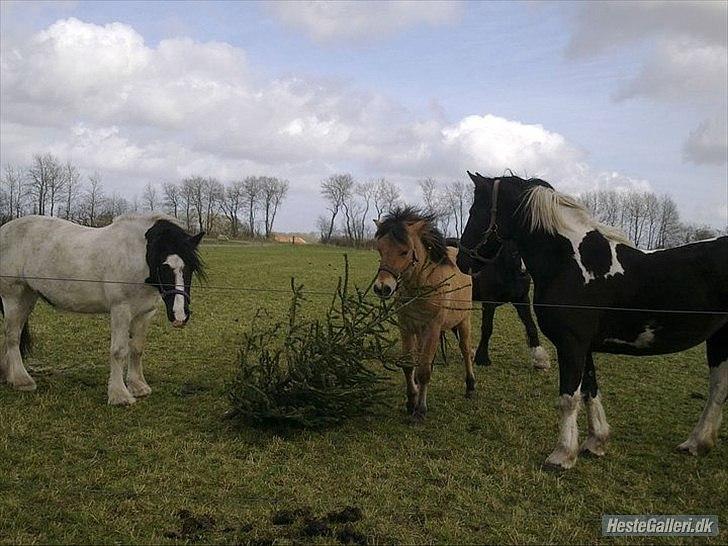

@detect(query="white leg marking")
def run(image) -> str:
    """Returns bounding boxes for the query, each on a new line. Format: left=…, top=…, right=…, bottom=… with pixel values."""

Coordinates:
left=678, top=360, right=728, bottom=455
left=107, top=306, right=136, bottom=406
left=581, top=394, right=610, bottom=456
left=545, top=387, right=582, bottom=469
left=531, top=346, right=550, bottom=370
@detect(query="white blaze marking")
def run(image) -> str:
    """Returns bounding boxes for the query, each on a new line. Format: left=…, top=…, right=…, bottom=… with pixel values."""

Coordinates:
left=605, top=325, right=655, bottom=348
left=163, top=254, right=186, bottom=322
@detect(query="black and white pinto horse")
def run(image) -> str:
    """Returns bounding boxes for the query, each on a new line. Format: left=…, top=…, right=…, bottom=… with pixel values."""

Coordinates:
left=0, top=214, right=204, bottom=405
left=457, top=173, right=728, bottom=470
left=446, top=237, right=550, bottom=370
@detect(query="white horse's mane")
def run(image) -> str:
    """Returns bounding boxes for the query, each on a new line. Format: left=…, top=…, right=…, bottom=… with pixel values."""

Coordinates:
left=523, top=185, right=634, bottom=247
left=112, top=212, right=184, bottom=228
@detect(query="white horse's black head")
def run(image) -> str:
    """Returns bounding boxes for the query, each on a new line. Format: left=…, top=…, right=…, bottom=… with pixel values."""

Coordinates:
left=458, top=171, right=552, bottom=275
left=144, top=220, right=205, bottom=327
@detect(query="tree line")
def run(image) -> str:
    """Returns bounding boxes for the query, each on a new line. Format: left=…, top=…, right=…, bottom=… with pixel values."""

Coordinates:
left=0, top=153, right=289, bottom=238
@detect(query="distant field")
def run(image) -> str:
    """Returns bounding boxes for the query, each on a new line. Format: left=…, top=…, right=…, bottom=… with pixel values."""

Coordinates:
left=1, top=243, right=726, bottom=544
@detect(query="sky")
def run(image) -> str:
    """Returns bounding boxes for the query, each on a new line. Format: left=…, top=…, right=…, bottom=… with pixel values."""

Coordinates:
left=1, top=0, right=726, bottom=232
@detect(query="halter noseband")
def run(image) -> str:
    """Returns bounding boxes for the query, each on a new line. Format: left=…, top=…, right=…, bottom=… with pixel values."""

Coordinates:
left=160, top=287, right=190, bottom=301
left=378, top=248, right=419, bottom=284
left=458, top=178, right=503, bottom=264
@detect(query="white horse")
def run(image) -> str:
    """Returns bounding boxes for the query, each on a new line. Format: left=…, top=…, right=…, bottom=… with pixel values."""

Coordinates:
left=0, top=214, right=204, bottom=405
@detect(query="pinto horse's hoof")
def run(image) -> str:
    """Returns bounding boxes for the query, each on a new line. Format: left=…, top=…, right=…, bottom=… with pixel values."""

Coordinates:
left=677, top=437, right=713, bottom=456
left=474, top=354, right=491, bottom=367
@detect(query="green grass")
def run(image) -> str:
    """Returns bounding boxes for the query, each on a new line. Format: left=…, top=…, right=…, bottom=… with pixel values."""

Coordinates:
left=1, top=243, right=726, bottom=545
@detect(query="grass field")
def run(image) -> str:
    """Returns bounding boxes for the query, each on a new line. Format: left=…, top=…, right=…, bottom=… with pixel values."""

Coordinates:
left=1, top=242, right=726, bottom=545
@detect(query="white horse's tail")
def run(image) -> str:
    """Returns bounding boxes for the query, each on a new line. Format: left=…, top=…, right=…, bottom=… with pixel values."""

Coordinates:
left=0, top=299, right=32, bottom=357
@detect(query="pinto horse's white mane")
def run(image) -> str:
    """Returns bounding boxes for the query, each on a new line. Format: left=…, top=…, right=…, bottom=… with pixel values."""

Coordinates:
left=523, top=186, right=634, bottom=247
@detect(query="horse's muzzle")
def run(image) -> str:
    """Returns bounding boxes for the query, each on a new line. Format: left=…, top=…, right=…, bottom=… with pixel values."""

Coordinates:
left=172, top=319, right=186, bottom=328
left=373, top=282, right=395, bottom=299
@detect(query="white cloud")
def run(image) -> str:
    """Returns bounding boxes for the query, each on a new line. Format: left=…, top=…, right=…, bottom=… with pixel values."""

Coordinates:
left=565, top=2, right=727, bottom=166
left=683, top=117, right=728, bottom=166
left=266, top=0, right=461, bottom=43
left=1, top=17, right=649, bottom=229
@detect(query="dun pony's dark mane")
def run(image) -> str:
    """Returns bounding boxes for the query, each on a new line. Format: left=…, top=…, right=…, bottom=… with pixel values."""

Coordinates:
left=375, top=207, right=448, bottom=264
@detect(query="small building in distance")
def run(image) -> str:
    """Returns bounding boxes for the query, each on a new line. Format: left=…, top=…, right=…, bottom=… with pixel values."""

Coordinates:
left=273, top=234, right=307, bottom=245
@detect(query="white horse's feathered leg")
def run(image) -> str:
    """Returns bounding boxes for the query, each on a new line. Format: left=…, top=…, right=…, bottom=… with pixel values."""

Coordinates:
left=1, top=291, right=38, bottom=391
left=108, top=305, right=136, bottom=406
left=126, top=309, right=156, bottom=398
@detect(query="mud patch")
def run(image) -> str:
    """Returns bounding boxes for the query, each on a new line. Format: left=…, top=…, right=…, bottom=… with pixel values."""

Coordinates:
left=164, top=508, right=215, bottom=541
left=326, top=506, right=363, bottom=524
left=271, top=506, right=312, bottom=525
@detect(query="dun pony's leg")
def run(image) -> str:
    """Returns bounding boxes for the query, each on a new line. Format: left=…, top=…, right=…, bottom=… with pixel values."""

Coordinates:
left=514, top=297, right=550, bottom=370
left=456, top=320, right=476, bottom=397
left=1, top=290, right=38, bottom=391
left=412, top=325, right=440, bottom=422
left=126, top=309, right=156, bottom=398
left=474, top=303, right=496, bottom=366
left=400, top=330, right=419, bottom=414
left=678, top=327, right=728, bottom=455
left=544, top=339, right=586, bottom=470
left=580, top=353, right=610, bottom=457
left=107, top=305, right=135, bottom=406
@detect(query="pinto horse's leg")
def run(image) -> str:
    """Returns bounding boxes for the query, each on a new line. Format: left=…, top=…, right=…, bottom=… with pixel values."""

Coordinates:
left=412, top=325, right=439, bottom=422
left=678, top=326, right=728, bottom=455
left=1, top=290, right=38, bottom=391
left=400, top=331, right=419, bottom=414
left=544, top=339, right=587, bottom=470
left=580, top=353, right=610, bottom=457
left=514, top=297, right=550, bottom=371
left=126, top=309, right=156, bottom=398
left=474, top=303, right=496, bottom=366
left=455, top=320, right=476, bottom=398
left=107, top=305, right=136, bottom=406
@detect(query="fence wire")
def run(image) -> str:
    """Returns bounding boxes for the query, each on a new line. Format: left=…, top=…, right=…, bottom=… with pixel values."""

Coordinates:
left=1, top=274, right=726, bottom=316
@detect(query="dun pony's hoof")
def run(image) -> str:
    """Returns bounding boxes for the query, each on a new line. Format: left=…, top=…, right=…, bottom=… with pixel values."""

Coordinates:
left=465, top=388, right=476, bottom=399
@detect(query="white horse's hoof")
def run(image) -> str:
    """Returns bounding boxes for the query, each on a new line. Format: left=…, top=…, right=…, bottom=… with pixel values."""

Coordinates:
left=580, top=436, right=607, bottom=457
left=127, top=381, right=152, bottom=397
left=108, top=391, right=137, bottom=406
left=531, top=346, right=550, bottom=371
left=543, top=448, right=577, bottom=470
left=677, top=437, right=713, bottom=456
left=11, top=378, right=37, bottom=391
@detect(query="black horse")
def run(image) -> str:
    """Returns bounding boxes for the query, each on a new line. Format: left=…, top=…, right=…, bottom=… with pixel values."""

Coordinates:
left=457, top=172, right=728, bottom=470
left=446, top=237, right=549, bottom=370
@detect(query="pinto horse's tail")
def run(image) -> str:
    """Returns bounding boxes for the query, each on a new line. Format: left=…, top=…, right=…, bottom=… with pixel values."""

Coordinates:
left=0, top=298, right=32, bottom=357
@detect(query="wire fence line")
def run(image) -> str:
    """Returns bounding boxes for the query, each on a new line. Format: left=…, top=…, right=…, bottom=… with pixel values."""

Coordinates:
left=2, top=273, right=727, bottom=317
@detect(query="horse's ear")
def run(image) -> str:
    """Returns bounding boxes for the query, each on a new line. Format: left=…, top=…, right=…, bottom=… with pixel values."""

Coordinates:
left=373, top=218, right=380, bottom=228
left=406, top=219, right=427, bottom=234
left=189, top=232, right=204, bottom=247
left=467, top=171, right=477, bottom=185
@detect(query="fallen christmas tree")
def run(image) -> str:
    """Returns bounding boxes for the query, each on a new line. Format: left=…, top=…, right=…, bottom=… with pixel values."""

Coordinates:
left=227, top=256, right=411, bottom=429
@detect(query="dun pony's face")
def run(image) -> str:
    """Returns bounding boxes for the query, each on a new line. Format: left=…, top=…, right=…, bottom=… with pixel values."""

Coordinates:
left=373, top=222, right=420, bottom=299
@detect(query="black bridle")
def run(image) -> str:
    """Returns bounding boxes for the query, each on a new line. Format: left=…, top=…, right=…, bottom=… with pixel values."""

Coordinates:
left=160, top=287, right=190, bottom=301
left=458, top=178, right=504, bottom=264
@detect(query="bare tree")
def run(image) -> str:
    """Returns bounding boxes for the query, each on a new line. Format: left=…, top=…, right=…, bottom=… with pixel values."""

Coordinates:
left=261, top=177, right=289, bottom=238
left=28, top=153, right=63, bottom=216
left=162, top=181, right=181, bottom=218
left=242, top=176, right=262, bottom=236
left=143, top=181, right=158, bottom=211
left=62, top=161, right=81, bottom=221
left=203, top=177, right=223, bottom=233
left=1, top=164, right=28, bottom=221
left=180, top=177, right=197, bottom=230
left=321, top=173, right=354, bottom=242
left=443, top=180, right=469, bottom=237
left=353, top=181, right=375, bottom=243
left=220, top=179, right=244, bottom=237
left=83, top=171, right=104, bottom=227
left=373, top=177, right=401, bottom=219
